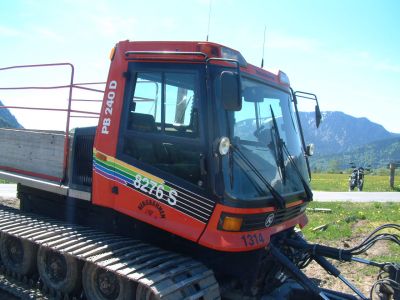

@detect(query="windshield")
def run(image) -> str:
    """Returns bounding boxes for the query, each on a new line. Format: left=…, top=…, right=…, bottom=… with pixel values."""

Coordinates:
left=225, top=76, right=308, bottom=200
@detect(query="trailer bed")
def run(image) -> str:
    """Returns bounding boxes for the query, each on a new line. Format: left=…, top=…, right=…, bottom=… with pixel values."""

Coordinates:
left=0, top=128, right=91, bottom=201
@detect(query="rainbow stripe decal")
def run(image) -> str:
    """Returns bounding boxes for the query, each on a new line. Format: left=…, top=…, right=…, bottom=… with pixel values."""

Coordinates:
left=93, top=149, right=215, bottom=223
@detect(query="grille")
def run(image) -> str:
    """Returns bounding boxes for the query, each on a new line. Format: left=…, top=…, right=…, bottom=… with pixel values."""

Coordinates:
left=71, top=127, right=96, bottom=187
left=240, top=203, right=307, bottom=231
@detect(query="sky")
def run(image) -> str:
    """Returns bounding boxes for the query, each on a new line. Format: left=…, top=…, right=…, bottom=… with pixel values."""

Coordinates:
left=0, top=0, right=400, bottom=132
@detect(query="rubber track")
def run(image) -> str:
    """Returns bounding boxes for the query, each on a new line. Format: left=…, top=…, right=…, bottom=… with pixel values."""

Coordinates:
left=0, top=272, right=47, bottom=300
left=0, top=205, right=220, bottom=299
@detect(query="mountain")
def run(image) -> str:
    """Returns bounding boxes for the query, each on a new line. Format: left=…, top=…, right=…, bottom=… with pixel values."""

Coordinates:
left=309, top=137, right=400, bottom=171
left=300, top=111, right=399, bottom=155
left=0, top=100, right=23, bottom=128
left=234, top=110, right=397, bottom=170
left=300, top=111, right=400, bottom=170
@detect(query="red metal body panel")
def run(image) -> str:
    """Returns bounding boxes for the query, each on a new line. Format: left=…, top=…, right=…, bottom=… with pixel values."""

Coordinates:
left=92, top=170, right=115, bottom=208
left=116, top=40, right=283, bottom=87
left=92, top=45, right=128, bottom=207
left=198, top=203, right=308, bottom=252
left=113, top=181, right=206, bottom=242
left=93, top=47, right=127, bottom=157
left=91, top=41, right=214, bottom=241
left=92, top=148, right=209, bottom=242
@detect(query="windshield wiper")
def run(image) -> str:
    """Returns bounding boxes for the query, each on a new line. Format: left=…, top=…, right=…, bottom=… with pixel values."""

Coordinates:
left=281, top=142, right=313, bottom=202
left=270, top=106, right=286, bottom=184
left=269, top=105, right=312, bottom=201
left=231, top=143, right=285, bottom=209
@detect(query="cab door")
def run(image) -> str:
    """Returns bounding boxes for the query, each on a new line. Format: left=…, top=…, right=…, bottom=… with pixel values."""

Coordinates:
left=112, top=62, right=215, bottom=242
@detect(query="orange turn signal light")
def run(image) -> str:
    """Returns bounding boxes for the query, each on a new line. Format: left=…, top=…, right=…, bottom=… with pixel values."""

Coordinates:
left=95, top=152, right=107, bottom=161
left=222, top=216, right=243, bottom=232
left=109, top=47, right=116, bottom=61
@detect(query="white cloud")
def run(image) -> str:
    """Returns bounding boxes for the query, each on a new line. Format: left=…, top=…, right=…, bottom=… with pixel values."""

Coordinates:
left=195, top=0, right=233, bottom=5
left=323, top=49, right=400, bottom=74
left=86, top=12, right=137, bottom=39
left=269, top=32, right=320, bottom=53
left=0, top=26, right=21, bottom=37
left=195, top=0, right=211, bottom=5
left=374, top=61, right=400, bottom=73
left=32, top=27, right=65, bottom=43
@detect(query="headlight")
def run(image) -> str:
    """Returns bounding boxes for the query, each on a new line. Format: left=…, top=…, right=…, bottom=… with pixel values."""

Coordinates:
left=306, top=143, right=315, bottom=156
left=219, top=137, right=230, bottom=156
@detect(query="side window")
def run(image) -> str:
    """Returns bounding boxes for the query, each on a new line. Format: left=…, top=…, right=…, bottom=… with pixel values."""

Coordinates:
left=128, top=73, right=162, bottom=132
left=164, top=73, right=196, bottom=135
left=123, top=70, right=203, bottom=187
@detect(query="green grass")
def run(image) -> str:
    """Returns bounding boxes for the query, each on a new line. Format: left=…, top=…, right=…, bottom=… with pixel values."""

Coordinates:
left=310, top=173, right=400, bottom=191
left=303, top=201, right=400, bottom=263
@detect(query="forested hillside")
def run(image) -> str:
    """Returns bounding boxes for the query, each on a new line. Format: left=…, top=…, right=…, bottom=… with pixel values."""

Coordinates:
left=300, top=111, right=399, bottom=155
left=309, top=137, right=400, bottom=171
left=0, top=100, right=23, bottom=128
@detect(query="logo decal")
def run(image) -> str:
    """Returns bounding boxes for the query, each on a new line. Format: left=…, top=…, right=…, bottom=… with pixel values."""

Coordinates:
left=93, top=149, right=215, bottom=223
left=265, top=213, right=275, bottom=227
left=138, top=199, right=165, bottom=219
left=138, top=199, right=166, bottom=219
left=101, top=80, right=117, bottom=135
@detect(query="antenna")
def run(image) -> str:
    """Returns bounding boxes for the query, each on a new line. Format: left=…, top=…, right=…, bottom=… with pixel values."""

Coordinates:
left=261, top=25, right=266, bottom=68
left=206, top=0, right=212, bottom=41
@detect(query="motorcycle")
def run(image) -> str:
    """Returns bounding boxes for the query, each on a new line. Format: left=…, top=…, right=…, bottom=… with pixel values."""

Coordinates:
left=348, top=164, right=370, bottom=191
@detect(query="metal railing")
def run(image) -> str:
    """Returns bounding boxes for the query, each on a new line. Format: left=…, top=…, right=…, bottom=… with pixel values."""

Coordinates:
left=0, top=63, right=104, bottom=183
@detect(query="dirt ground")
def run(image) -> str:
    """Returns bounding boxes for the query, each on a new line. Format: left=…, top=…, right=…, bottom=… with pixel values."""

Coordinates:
left=0, top=196, right=19, bottom=209
left=303, top=221, right=392, bottom=298
left=0, top=196, right=391, bottom=299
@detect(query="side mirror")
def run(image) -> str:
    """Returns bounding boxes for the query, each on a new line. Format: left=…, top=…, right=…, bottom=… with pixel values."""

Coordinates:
left=221, top=71, right=241, bottom=111
left=315, top=104, right=322, bottom=128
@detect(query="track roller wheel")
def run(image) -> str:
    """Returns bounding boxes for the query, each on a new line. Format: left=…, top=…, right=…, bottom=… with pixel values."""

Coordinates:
left=82, top=262, right=135, bottom=300
left=37, top=246, right=82, bottom=294
left=0, top=233, right=37, bottom=275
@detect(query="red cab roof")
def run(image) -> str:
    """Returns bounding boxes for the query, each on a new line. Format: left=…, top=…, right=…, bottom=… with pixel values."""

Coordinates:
left=116, top=40, right=289, bottom=87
